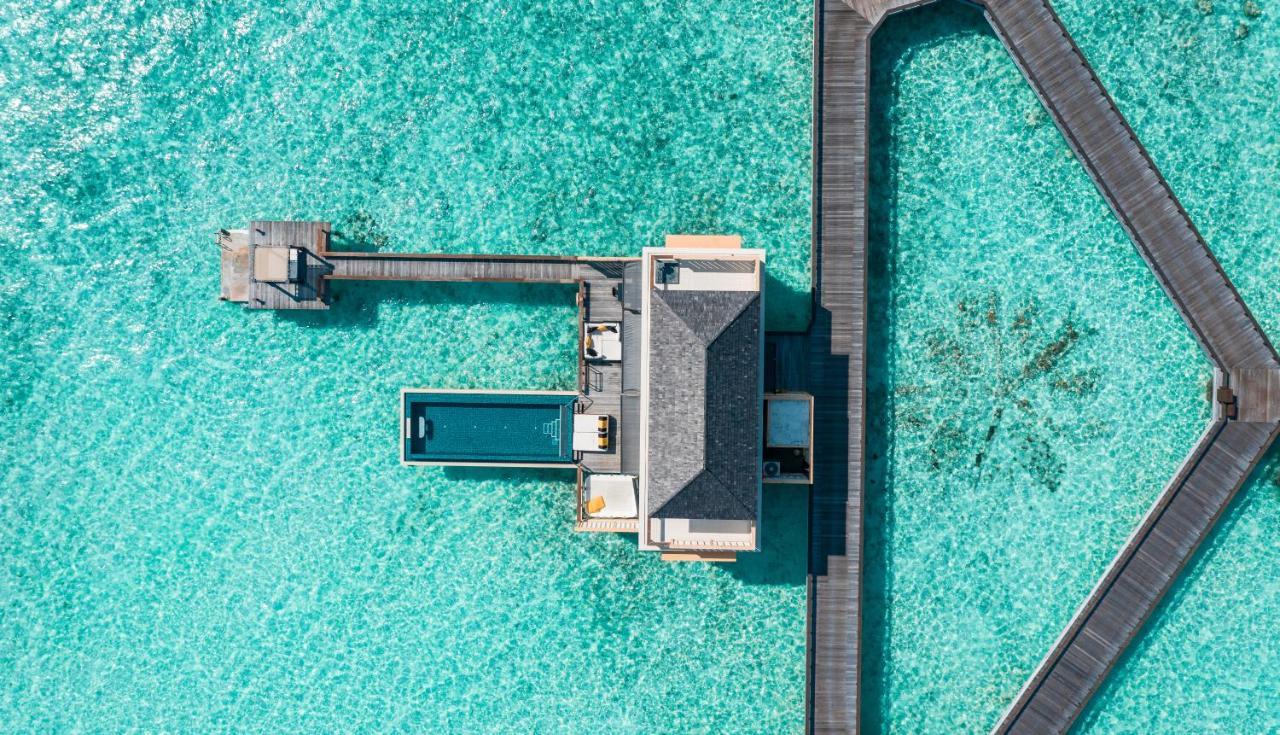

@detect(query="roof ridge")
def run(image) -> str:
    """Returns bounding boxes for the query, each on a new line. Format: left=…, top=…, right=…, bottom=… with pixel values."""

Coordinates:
left=654, top=289, right=757, bottom=346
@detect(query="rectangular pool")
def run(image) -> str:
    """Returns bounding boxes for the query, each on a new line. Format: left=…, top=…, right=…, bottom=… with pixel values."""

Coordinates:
left=401, top=390, right=577, bottom=466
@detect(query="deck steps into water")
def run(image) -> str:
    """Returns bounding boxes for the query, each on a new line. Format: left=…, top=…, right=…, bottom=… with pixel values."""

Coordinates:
left=218, top=229, right=250, bottom=303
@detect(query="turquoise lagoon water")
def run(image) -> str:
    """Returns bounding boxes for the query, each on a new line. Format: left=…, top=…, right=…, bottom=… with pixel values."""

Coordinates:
left=0, top=1, right=812, bottom=732
left=4, top=0, right=1279, bottom=730
left=1075, top=449, right=1280, bottom=734
left=863, top=4, right=1209, bottom=732
left=1047, top=0, right=1280, bottom=730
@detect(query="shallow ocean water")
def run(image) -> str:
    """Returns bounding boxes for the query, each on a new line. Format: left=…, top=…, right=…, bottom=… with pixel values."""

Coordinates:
left=1047, top=0, right=1280, bottom=730
left=3, top=0, right=1280, bottom=730
left=0, top=1, right=811, bottom=732
left=863, top=4, right=1208, bottom=732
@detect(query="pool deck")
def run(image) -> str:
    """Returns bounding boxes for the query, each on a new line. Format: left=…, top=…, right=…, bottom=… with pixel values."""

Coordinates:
left=811, top=0, right=1280, bottom=734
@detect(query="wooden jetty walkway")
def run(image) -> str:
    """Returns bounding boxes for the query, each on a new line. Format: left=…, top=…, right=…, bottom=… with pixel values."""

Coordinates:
left=811, top=0, right=1280, bottom=733
left=220, top=220, right=617, bottom=310
left=807, top=2, right=868, bottom=732
left=983, top=0, right=1278, bottom=373
left=979, top=0, right=1280, bottom=731
left=327, top=251, right=581, bottom=285
left=806, top=1, right=952, bottom=731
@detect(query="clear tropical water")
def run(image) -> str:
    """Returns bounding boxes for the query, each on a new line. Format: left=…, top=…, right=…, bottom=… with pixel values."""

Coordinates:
left=1047, top=0, right=1280, bottom=730
left=1074, top=447, right=1280, bottom=734
left=863, top=4, right=1209, bottom=732
left=0, top=1, right=812, bottom=732
left=4, top=0, right=1279, bottom=730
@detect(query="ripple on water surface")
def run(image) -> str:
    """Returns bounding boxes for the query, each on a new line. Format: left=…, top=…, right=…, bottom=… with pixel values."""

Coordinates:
left=0, top=1, right=811, bottom=732
left=863, top=4, right=1207, bottom=732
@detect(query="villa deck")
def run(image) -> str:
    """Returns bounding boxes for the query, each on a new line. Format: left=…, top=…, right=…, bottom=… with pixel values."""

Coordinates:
left=576, top=261, right=629, bottom=477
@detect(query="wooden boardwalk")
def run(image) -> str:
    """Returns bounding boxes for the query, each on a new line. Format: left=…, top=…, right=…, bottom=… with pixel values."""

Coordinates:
left=809, top=1, right=1280, bottom=733
left=326, top=251, right=583, bottom=284
left=992, top=419, right=1277, bottom=735
left=807, top=2, right=873, bottom=732
left=979, top=0, right=1280, bottom=732
left=984, top=0, right=1277, bottom=372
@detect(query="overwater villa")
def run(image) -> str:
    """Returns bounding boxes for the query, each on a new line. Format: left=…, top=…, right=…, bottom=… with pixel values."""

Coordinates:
left=220, top=225, right=814, bottom=563
left=210, top=0, right=1280, bottom=727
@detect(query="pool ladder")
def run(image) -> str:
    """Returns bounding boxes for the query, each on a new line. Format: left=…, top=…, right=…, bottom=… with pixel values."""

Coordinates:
left=542, top=418, right=561, bottom=444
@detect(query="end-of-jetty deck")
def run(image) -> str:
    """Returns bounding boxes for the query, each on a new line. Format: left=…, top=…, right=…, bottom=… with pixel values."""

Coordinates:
left=812, top=0, right=1280, bottom=733
left=220, top=221, right=590, bottom=310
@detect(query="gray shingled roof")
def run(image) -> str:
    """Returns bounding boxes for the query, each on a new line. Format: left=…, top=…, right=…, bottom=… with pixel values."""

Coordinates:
left=646, top=289, right=761, bottom=521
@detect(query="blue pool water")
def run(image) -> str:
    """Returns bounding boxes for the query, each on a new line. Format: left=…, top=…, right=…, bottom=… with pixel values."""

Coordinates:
left=403, top=391, right=576, bottom=464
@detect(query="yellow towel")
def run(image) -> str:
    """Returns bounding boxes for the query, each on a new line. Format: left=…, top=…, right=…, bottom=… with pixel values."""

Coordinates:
left=586, top=496, right=607, bottom=514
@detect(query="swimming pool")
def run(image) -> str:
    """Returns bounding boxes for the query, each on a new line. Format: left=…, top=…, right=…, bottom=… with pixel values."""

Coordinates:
left=402, top=390, right=576, bottom=465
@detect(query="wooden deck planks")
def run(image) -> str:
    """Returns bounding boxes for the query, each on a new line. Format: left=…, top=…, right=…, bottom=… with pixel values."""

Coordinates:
left=246, top=220, right=331, bottom=310
left=807, top=1, right=874, bottom=733
left=577, top=262, right=629, bottom=476
left=980, top=1, right=1280, bottom=732
left=326, top=252, right=582, bottom=284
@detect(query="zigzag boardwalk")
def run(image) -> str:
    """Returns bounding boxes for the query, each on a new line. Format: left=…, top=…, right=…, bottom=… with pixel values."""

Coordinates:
left=981, top=0, right=1280, bottom=732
